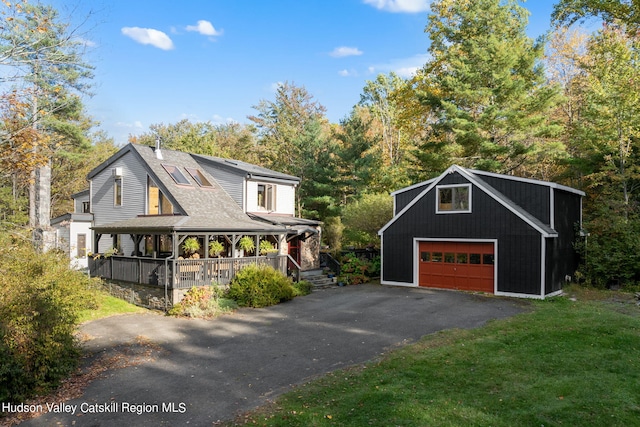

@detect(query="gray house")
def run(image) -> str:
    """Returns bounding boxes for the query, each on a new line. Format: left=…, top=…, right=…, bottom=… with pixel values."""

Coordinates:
left=53, top=142, right=321, bottom=307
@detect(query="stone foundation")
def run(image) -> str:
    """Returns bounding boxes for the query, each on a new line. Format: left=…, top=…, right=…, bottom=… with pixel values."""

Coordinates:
left=100, top=280, right=172, bottom=311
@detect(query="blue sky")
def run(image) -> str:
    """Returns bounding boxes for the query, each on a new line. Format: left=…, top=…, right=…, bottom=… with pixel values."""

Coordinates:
left=51, top=0, right=562, bottom=145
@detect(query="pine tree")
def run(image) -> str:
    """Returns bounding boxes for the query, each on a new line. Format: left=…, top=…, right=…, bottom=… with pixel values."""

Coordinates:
left=418, top=0, right=562, bottom=174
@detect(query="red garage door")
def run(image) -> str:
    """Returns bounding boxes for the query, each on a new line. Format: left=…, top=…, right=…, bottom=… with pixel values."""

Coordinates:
left=418, top=241, right=495, bottom=293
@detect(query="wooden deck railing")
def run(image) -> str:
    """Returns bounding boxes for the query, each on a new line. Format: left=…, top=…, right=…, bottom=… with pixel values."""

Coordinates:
left=89, top=255, right=291, bottom=289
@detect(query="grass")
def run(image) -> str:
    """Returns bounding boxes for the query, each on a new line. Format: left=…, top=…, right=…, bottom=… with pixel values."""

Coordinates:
left=77, top=290, right=148, bottom=324
left=227, top=292, right=640, bottom=426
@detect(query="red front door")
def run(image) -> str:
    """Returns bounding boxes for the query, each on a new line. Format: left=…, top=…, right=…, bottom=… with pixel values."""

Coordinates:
left=418, top=241, right=495, bottom=293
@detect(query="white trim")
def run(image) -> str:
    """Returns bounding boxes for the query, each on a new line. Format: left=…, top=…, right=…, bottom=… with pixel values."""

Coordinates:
left=495, top=290, right=546, bottom=300
left=380, top=280, right=417, bottom=287
left=435, top=183, right=472, bottom=214
left=379, top=165, right=556, bottom=237
left=540, top=235, right=546, bottom=297
left=550, top=187, right=555, bottom=230
left=390, top=178, right=436, bottom=196
left=413, top=238, right=498, bottom=294
left=468, top=168, right=586, bottom=196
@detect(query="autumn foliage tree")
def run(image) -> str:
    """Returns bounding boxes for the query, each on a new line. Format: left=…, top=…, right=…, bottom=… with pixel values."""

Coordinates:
left=0, top=1, right=93, bottom=248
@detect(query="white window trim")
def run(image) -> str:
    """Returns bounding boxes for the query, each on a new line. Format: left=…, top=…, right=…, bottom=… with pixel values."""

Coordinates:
left=114, top=177, right=123, bottom=207
left=436, top=183, right=472, bottom=214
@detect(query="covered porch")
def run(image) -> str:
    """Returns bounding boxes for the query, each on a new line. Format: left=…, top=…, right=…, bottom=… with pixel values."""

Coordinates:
left=89, top=220, right=301, bottom=292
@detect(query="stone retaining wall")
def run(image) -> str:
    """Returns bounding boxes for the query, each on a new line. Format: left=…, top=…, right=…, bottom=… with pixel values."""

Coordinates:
left=100, top=280, right=172, bottom=311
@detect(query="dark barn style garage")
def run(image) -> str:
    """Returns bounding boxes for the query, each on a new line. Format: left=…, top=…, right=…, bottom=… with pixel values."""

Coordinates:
left=379, top=165, right=585, bottom=299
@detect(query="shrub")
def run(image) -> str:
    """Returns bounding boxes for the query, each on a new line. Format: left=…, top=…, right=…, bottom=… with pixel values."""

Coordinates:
left=0, top=230, right=97, bottom=402
left=168, top=285, right=237, bottom=318
left=226, top=264, right=296, bottom=307
left=292, top=280, right=313, bottom=296
left=339, top=253, right=371, bottom=285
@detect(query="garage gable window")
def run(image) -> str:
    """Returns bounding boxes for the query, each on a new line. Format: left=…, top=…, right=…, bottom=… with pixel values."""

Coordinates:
left=437, top=184, right=471, bottom=213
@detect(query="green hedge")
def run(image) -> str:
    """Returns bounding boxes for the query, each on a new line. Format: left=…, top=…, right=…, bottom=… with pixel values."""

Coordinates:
left=0, top=231, right=97, bottom=402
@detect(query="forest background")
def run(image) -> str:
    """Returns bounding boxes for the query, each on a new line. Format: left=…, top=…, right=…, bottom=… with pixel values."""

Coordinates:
left=2, top=0, right=640, bottom=289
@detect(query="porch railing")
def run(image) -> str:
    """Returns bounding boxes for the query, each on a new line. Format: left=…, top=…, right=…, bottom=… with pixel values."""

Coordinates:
left=89, top=255, right=291, bottom=289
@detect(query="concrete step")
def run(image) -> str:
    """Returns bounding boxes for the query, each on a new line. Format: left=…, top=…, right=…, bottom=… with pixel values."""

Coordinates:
left=301, top=270, right=337, bottom=289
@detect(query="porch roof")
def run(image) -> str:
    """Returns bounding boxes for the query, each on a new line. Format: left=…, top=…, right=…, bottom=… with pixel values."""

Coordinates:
left=92, top=214, right=288, bottom=234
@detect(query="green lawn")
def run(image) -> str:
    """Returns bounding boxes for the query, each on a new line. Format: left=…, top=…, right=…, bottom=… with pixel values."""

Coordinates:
left=228, top=292, right=640, bottom=426
left=77, top=290, right=148, bottom=324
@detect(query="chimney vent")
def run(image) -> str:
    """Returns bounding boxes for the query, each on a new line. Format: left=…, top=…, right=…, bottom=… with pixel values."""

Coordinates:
left=155, top=136, right=163, bottom=160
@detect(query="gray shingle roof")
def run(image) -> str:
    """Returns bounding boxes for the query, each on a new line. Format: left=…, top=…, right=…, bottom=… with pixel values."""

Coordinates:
left=192, top=154, right=300, bottom=183
left=92, top=144, right=287, bottom=234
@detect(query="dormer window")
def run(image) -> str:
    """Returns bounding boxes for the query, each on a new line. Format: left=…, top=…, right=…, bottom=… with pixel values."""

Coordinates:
left=185, top=167, right=213, bottom=188
left=162, top=164, right=191, bottom=185
left=437, top=184, right=471, bottom=213
left=258, top=183, right=276, bottom=211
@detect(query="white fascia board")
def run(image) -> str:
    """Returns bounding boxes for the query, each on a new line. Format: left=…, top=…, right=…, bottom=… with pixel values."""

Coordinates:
left=379, top=166, right=457, bottom=235
left=380, top=165, right=556, bottom=238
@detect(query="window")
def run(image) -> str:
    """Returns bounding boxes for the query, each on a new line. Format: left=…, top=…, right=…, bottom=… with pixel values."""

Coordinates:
left=162, top=164, right=191, bottom=185
left=432, top=252, right=443, bottom=262
left=469, top=253, right=482, bottom=264
left=444, top=252, right=455, bottom=263
left=437, top=184, right=471, bottom=213
left=420, top=252, right=430, bottom=262
left=185, top=167, right=213, bottom=187
left=77, top=234, right=86, bottom=258
left=147, top=177, right=174, bottom=215
left=257, top=183, right=276, bottom=211
left=456, top=253, right=468, bottom=264
left=114, top=178, right=122, bottom=207
left=81, top=201, right=90, bottom=213
left=483, top=254, right=495, bottom=265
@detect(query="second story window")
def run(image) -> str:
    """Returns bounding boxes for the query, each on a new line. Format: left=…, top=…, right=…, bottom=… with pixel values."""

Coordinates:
left=148, top=177, right=174, bottom=215
left=114, top=178, right=122, bottom=207
left=258, top=183, right=276, bottom=211
left=81, top=201, right=90, bottom=213
left=437, top=184, right=471, bottom=213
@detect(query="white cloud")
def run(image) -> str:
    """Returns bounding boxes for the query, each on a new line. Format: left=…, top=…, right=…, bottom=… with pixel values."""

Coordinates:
left=363, top=0, right=430, bottom=13
left=339, top=69, right=358, bottom=77
left=121, top=27, right=174, bottom=50
left=330, top=46, right=363, bottom=58
left=186, top=20, right=223, bottom=36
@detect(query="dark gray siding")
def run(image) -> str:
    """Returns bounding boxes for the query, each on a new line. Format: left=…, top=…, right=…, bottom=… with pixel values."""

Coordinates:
left=545, top=189, right=582, bottom=294
left=477, top=175, right=551, bottom=225
left=394, top=183, right=431, bottom=214
left=199, top=163, right=245, bottom=208
left=382, top=172, right=543, bottom=295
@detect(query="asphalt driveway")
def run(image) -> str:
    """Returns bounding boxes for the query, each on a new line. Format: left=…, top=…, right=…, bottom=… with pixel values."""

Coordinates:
left=19, top=284, right=528, bottom=426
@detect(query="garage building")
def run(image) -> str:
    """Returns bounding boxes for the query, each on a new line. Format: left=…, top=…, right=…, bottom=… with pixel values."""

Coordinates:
left=378, top=165, right=585, bottom=299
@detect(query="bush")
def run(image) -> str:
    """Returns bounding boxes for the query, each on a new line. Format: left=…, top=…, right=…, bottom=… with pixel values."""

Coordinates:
left=168, top=285, right=237, bottom=318
left=338, top=253, right=379, bottom=285
left=226, top=264, right=296, bottom=308
left=0, top=230, right=97, bottom=402
left=292, top=280, right=313, bottom=296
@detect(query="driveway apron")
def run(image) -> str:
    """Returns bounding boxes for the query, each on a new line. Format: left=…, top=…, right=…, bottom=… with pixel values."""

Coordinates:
left=19, top=284, right=528, bottom=426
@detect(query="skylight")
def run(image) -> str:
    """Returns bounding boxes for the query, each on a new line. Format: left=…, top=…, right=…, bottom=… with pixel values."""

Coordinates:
left=162, top=164, right=191, bottom=185
left=185, top=167, right=213, bottom=187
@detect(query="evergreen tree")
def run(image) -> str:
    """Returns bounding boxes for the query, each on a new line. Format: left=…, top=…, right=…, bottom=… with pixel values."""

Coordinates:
left=418, top=0, right=562, bottom=174
left=0, top=2, right=93, bottom=248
